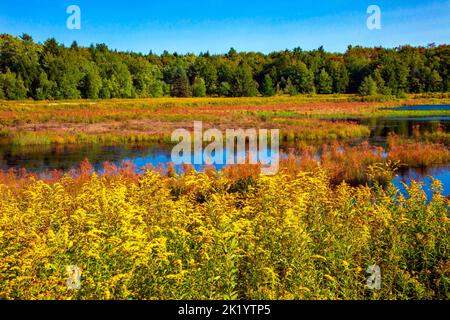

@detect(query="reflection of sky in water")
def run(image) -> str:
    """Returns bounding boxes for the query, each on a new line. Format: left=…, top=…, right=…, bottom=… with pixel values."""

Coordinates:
left=389, top=105, right=450, bottom=111
left=394, top=167, right=450, bottom=199
left=125, top=147, right=278, bottom=173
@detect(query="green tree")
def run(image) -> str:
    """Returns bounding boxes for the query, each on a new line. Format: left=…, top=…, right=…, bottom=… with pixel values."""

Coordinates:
left=192, top=77, right=207, bottom=97
left=288, top=62, right=315, bottom=94
left=262, top=74, right=275, bottom=96
left=79, top=63, right=102, bottom=99
left=0, top=69, right=27, bottom=100
left=194, top=58, right=218, bottom=95
left=359, top=75, right=378, bottom=96
left=373, top=68, right=385, bottom=94
left=34, top=72, right=55, bottom=100
left=329, top=61, right=349, bottom=93
left=231, top=63, right=258, bottom=97
left=128, top=58, right=164, bottom=98
left=1, top=34, right=449, bottom=100
left=218, top=81, right=232, bottom=96
left=428, top=70, right=443, bottom=92
left=171, top=67, right=191, bottom=97
left=41, top=47, right=84, bottom=99
left=318, top=69, right=333, bottom=94
left=0, top=34, right=41, bottom=98
left=344, top=47, right=372, bottom=92
left=285, top=78, right=298, bottom=96
left=123, top=55, right=165, bottom=98
left=92, top=44, right=133, bottom=98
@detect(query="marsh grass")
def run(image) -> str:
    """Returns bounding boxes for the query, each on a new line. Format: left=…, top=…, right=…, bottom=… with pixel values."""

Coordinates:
left=10, top=131, right=170, bottom=146
left=387, top=133, right=450, bottom=167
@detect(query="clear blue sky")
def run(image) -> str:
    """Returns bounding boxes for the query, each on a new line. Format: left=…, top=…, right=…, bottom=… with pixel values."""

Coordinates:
left=0, top=0, right=449, bottom=54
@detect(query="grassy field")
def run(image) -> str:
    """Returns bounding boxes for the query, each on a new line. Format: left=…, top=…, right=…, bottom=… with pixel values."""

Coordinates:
left=0, top=93, right=449, bottom=146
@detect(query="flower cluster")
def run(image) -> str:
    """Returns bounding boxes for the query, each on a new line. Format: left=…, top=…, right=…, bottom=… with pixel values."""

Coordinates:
left=0, top=164, right=449, bottom=299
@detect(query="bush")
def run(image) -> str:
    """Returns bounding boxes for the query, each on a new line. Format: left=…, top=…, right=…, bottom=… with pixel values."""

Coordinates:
left=0, top=165, right=449, bottom=300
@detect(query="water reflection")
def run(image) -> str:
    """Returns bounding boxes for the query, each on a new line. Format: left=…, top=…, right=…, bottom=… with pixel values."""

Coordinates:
left=387, top=104, right=450, bottom=111
left=0, top=104, right=449, bottom=198
left=395, top=167, right=450, bottom=198
left=364, top=117, right=450, bottom=146
left=0, top=144, right=174, bottom=172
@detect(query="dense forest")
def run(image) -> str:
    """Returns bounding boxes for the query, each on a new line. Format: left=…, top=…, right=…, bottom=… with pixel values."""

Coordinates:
left=0, top=33, right=449, bottom=100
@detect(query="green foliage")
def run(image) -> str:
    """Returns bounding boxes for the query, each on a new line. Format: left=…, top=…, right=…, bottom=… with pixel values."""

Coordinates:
left=124, top=55, right=164, bottom=98
left=329, top=60, right=349, bottom=93
left=92, top=44, right=134, bottom=98
left=285, top=78, right=298, bottom=96
left=170, top=67, right=191, bottom=97
left=0, top=69, right=27, bottom=100
left=192, top=77, right=207, bottom=97
left=318, top=69, right=333, bottom=94
left=193, top=57, right=218, bottom=95
left=231, top=63, right=259, bottom=97
left=0, top=34, right=448, bottom=100
left=429, top=70, right=443, bottom=92
left=359, top=76, right=378, bottom=96
left=289, top=62, right=315, bottom=94
left=262, top=74, right=276, bottom=96
left=79, top=63, right=102, bottom=99
left=34, top=72, right=56, bottom=100
left=218, top=81, right=232, bottom=96
left=373, top=68, right=385, bottom=95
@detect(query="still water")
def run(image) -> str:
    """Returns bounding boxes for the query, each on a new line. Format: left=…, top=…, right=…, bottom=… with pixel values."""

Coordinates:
left=1, top=105, right=449, bottom=198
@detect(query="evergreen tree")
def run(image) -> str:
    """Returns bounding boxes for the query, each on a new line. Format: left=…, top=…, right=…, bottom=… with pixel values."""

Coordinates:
left=262, top=74, right=275, bottom=96
left=171, top=67, right=191, bottom=97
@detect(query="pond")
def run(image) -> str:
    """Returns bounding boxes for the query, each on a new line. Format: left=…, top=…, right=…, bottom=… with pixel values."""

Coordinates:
left=0, top=104, right=449, bottom=199
left=394, top=166, right=450, bottom=198
left=387, top=104, right=450, bottom=111
left=360, top=104, right=450, bottom=146
left=363, top=117, right=450, bottom=146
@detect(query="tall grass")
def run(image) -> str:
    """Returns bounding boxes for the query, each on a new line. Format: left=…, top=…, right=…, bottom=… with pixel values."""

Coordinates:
left=9, top=131, right=171, bottom=146
left=387, top=133, right=450, bottom=167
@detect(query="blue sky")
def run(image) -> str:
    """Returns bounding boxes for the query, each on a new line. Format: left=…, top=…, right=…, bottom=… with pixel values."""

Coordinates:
left=0, top=0, right=449, bottom=54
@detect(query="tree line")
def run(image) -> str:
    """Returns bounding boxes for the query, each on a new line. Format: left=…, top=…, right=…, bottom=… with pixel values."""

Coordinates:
left=0, top=33, right=449, bottom=100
